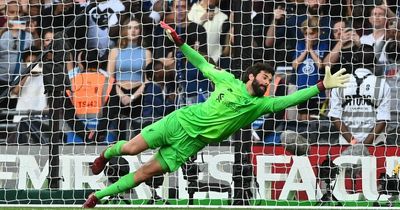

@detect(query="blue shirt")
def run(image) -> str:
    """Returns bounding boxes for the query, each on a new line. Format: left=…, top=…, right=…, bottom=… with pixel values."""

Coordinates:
left=0, top=30, right=33, bottom=82
left=293, top=40, right=329, bottom=97
left=114, top=44, right=146, bottom=82
left=275, top=14, right=332, bottom=60
left=142, top=82, right=175, bottom=119
left=276, top=14, right=332, bottom=42
left=176, top=58, right=212, bottom=98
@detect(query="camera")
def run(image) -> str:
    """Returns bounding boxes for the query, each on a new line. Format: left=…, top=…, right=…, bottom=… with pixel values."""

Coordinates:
left=374, top=167, right=400, bottom=207
left=181, top=154, right=232, bottom=205
left=101, top=157, right=131, bottom=205
left=344, top=19, right=353, bottom=31
left=315, top=155, right=342, bottom=206
left=377, top=173, right=400, bottom=195
left=318, top=156, right=339, bottom=183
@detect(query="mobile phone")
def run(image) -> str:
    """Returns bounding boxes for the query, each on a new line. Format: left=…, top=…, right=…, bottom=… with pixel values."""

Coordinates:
left=344, top=20, right=353, bottom=30
left=345, top=28, right=353, bottom=33
left=9, top=20, right=27, bottom=25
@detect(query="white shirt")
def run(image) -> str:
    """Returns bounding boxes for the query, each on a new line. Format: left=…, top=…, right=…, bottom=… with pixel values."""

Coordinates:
left=376, top=39, right=400, bottom=118
left=328, top=68, right=391, bottom=144
left=13, top=74, right=47, bottom=123
left=188, top=3, right=228, bottom=62
left=360, top=33, right=384, bottom=46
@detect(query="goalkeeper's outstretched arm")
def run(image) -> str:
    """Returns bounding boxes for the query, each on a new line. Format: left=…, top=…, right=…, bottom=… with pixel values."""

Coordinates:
left=160, top=21, right=216, bottom=79
left=262, top=66, right=350, bottom=113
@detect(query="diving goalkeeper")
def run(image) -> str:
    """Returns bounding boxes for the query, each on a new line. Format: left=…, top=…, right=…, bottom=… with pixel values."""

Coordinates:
left=83, top=21, right=350, bottom=208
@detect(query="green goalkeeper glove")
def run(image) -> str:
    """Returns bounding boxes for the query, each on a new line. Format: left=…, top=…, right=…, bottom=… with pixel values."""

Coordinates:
left=317, top=66, right=350, bottom=91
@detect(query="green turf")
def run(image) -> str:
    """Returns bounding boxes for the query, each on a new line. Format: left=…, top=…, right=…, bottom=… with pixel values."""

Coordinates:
left=0, top=208, right=381, bottom=210
left=0, top=208, right=228, bottom=210
left=0, top=209, right=229, bottom=210
left=0, top=207, right=393, bottom=210
left=101, top=199, right=398, bottom=207
left=1, top=190, right=395, bottom=207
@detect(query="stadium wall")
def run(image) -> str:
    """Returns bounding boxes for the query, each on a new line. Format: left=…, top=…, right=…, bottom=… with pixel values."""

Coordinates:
left=1, top=145, right=399, bottom=202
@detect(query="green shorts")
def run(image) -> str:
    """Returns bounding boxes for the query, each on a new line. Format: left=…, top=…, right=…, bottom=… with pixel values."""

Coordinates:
left=141, top=111, right=208, bottom=172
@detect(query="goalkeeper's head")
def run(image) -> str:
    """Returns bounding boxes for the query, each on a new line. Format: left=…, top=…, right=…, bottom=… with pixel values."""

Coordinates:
left=242, top=63, right=275, bottom=97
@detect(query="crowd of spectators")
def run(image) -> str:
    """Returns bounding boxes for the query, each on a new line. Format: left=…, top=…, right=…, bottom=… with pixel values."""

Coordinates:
left=0, top=0, right=399, bottom=146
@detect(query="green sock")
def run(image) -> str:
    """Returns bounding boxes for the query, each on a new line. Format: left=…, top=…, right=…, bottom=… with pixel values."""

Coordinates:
left=95, top=172, right=136, bottom=199
left=104, top=140, right=128, bottom=159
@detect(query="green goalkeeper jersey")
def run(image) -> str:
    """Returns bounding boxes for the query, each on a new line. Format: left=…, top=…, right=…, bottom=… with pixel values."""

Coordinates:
left=175, top=44, right=321, bottom=143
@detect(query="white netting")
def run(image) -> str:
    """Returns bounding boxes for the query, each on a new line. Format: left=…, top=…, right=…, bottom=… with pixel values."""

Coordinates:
left=0, top=0, right=400, bottom=208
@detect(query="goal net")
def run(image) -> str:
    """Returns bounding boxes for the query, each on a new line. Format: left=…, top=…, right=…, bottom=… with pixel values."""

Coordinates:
left=0, top=0, right=400, bottom=208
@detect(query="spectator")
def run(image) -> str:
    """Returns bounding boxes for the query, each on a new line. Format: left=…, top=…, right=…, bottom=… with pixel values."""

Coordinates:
left=360, top=5, right=387, bottom=45
left=85, top=0, right=125, bottom=57
left=292, top=16, right=329, bottom=121
left=323, top=19, right=361, bottom=74
left=359, top=4, right=396, bottom=51
left=107, top=18, right=152, bottom=118
left=219, top=9, right=263, bottom=70
left=42, top=29, right=54, bottom=50
left=359, top=3, right=400, bottom=113
left=188, top=0, right=229, bottom=63
left=123, top=61, right=176, bottom=138
left=154, top=0, right=208, bottom=105
left=146, top=0, right=168, bottom=23
left=26, top=17, right=41, bottom=49
left=219, top=24, right=233, bottom=70
left=328, top=45, right=391, bottom=145
left=65, top=49, right=119, bottom=143
left=26, top=0, right=41, bottom=35
left=11, top=48, right=46, bottom=123
left=0, top=0, right=20, bottom=28
left=349, top=0, right=398, bottom=34
left=371, top=19, right=400, bottom=142
left=265, top=0, right=332, bottom=67
left=134, top=61, right=176, bottom=131
left=0, top=3, right=33, bottom=98
left=40, top=0, right=79, bottom=32
left=155, top=0, right=207, bottom=63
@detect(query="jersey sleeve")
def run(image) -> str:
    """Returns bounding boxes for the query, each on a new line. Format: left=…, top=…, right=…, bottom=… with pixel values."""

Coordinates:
left=327, top=88, right=342, bottom=118
left=180, top=43, right=234, bottom=83
left=262, top=85, right=320, bottom=113
left=376, top=81, right=391, bottom=121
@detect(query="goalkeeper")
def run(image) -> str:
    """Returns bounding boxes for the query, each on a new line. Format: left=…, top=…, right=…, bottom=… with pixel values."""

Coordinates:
left=83, top=21, right=350, bottom=208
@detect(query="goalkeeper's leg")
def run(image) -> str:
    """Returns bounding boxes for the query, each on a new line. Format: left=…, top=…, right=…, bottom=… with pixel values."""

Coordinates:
left=91, top=134, right=149, bottom=175
left=83, top=154, right=169, bottom=208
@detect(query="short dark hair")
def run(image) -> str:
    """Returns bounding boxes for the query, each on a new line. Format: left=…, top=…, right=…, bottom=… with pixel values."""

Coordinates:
left=242, top=63, right=275, bottom=83
left=144, top=60, right=164, bottom=80
left=352, top=44, right=376, bottom=70
left=42, top=29, right=54, bottom=39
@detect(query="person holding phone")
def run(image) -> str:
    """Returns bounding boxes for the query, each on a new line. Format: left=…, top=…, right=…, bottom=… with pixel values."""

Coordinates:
left=188, top=0, right=228, bottom=63
left=0, top=1, right=33, bottom=111
left=323, top=19, right=361, bottom=74
left=265, top=0, right=333, bottom=67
